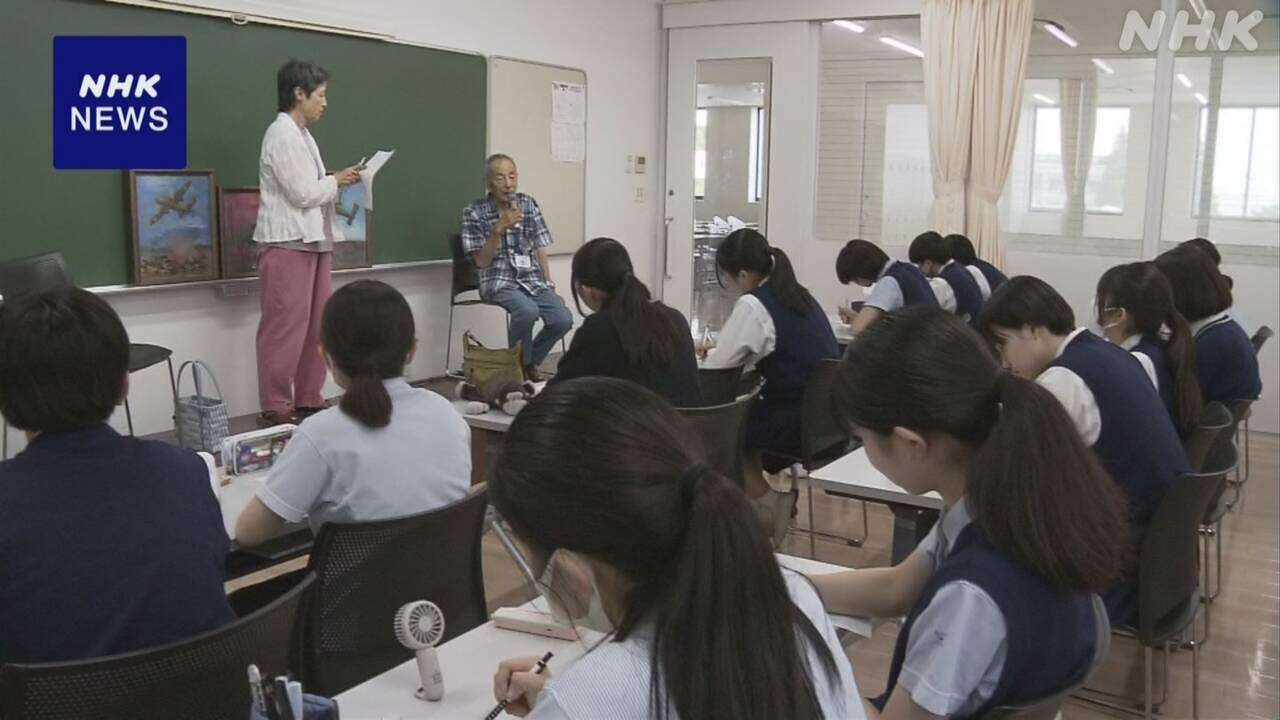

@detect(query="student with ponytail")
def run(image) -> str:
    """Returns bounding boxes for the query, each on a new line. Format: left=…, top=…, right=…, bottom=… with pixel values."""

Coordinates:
left=810, top=306, right=1126, bottom=719
left=552, top=237, right=701, bottom=407
left=978, top=276, right=1190, bottom=625
left=1095, top=262, right=1203, bottom=438
left=235, top=280, right=470, bottom=547
left=489, top=378, right=858, bottom=720
left=702, top=229, right=840, bottom=537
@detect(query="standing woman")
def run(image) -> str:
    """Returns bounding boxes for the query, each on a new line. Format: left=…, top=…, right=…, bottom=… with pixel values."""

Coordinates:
left=1154, top=246, right=1261, bottom=407
left=702, top=229, right=839, bottom=537
left=1095, top=262, right=1203, bottom=438
left=810, top=307, right=1125, bottom=719
left=253, top=59, right=365, bottom=425
left=490, top=378, right=858, bottom=720
left=552, top=237, right=702, bottom=407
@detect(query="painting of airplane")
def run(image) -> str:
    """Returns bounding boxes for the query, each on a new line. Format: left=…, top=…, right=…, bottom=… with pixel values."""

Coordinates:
left=149, top=179, right=196, bottom=224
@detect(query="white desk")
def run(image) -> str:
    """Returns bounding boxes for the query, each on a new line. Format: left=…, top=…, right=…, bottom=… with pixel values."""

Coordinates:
left=827, top=313, right=855, bottom=345
left=810, top=448, right=943, bottom=564
left=336, top=555, right=868, bottom=719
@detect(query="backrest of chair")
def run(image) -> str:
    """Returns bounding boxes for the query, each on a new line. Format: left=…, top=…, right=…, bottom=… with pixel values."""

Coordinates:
left=297, top=489, right=489, bottom=696
left=1252, top=325, right=1273, bottom=355
left=0, top=251, right=72, bottom=302
left=1138, top=447, right=1236, bottom=643
left=695, top=365, right=745, bottom=407
left=0, top=574, right=313, bottom=720
left=1201, top=432, right=1240, bottom=525
left=1184, top=401, right=1233, bottom=473
left=449, top=233, right=480, bottom=301
left=1227, top=398, right=1254, bottom=428
left=800, top=359, right=848, bottom=467
left=677, top=385, right=760, bottom=488
left=986, top=594, right=1109, bottom=719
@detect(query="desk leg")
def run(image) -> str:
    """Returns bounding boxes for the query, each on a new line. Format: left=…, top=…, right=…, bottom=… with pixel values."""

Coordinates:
left=470, top=428, right=503, bottom=486
left=889, top=506, right=939, bottom=565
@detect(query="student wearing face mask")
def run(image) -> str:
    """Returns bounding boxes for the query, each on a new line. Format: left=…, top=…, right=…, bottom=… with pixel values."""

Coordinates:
left=1095, top=262, right=1203, bottom=439
left=908, top=231, right=984, bottom=324
left=701, top=229, right=840, bottom=541
left=490, top=378, right=859, bottom=720
left=835, top=239, right=938, bottom=336
left=977, top=276, right=1190, bottom=626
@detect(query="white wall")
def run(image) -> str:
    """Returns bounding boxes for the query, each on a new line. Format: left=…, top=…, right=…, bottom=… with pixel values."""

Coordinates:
left=2, top=0, right=664, bottom=454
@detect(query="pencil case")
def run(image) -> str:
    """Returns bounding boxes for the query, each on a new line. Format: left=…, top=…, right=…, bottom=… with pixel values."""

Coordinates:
left=221, top=424, right=297, bottom=476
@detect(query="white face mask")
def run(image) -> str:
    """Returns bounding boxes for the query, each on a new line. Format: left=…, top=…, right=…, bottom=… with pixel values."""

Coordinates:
left=537, top=549, right=616, bottom=639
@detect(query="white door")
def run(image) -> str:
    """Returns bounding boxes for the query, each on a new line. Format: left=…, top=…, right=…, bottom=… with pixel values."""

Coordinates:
left=662, top=23, right=820, bottom=331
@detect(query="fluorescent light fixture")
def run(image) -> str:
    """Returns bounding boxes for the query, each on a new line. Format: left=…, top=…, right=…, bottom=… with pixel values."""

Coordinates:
left=879, top=35, right=924, bottom=58
left=1194, top=92, right=1208, bottom=105
left=1177, top=73, right=1193, bottom=88
left=1092, top=58, right=1115, bottom=75
left=832, top=19, right=865, bottom=33
left=1042, top=21, right=1078, bottom=48
left=1032, top=93, right=1057, bottom=105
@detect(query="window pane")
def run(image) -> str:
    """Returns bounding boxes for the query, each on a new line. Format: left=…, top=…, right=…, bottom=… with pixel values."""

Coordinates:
left=1247, top=107, right=1279, bottom=220
left=1085, top=108, right=1130, bottom=213
left=1032, top=107, right=1066, bottom=210
left=1209, top=108, right=1253, bottom=217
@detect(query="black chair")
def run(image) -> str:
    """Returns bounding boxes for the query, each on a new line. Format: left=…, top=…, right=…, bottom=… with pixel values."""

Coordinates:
left=677, top=383, right=761, bottom=488
left=696, top=364, right=745, bottom=406
left=1198, top=430, right=1241, bottom=618
left=987, top=594, right=1110, bottom=719
left=0, top=251, right=177, bottom=456
left=1225, top=398, right=1255, bottom=498
left=1251, top=325, right=1273, bottom=355
left=0, top=573, right=314, bottom=720
left=1183, top=402, right=1233, bottom=474
left=1082, top=449, right=1234, bottom=720
left=763, top=359, right=867, bottom=557
left=443, top=234, right=566, bottom=376
left=292, top=488, right=490, bottom=696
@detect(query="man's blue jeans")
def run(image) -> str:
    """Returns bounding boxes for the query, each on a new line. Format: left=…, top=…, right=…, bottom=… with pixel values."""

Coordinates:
left=488, top=287, right=573, bottom=367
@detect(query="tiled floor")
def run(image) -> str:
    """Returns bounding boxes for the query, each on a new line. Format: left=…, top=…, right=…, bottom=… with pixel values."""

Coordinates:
left=477, top=432, right=1280, bottom=719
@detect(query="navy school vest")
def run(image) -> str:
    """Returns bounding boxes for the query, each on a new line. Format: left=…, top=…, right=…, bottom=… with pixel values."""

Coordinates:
left=939, top=262, right=985, bottom=322
left=747, top=283, right=840, bottom=407
left=883, top=261, right=939, bottom=308
left=1132, top=335, right=1177, bottom=432
left=1193, top=316, right=1262, bottom=405
left=972, top=259, right=1008, bottom=293
left=873, top=526, right=1097, bottom=718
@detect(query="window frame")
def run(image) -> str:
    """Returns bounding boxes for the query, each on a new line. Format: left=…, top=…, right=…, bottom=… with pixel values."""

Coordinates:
left=1191, top=104, right=1280, bottom=223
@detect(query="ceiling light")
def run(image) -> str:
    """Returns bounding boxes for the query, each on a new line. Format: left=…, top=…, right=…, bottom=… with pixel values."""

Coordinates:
left=1042, top=21, right=1078, bottom=48
left=879, top=36, right=924, bottom=58
left=1032, top=93, right=1057, bottom=105
left=1195, top=92, right=1208, bottom=105
left=1177, top=73, right=1193, bottom=88
left=1092, top=58, right=1115, bottom=75
left=833, top=20, right=865, bottom=34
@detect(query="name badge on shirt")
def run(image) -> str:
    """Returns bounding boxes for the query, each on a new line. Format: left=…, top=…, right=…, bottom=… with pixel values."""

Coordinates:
left=514, top=254, right=533, bottom=269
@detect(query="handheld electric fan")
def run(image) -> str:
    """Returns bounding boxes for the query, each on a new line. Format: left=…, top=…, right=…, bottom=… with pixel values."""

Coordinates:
left=394, top=600, right=446, bottom=701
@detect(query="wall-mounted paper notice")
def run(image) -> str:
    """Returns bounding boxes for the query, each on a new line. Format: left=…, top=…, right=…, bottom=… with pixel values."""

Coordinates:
left=551, top=81, right=586, bottom=124
left=551, top=122, right=585, bottom=163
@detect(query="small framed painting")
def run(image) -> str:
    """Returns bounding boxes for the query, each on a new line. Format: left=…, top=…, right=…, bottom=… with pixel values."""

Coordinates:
left=218, top=187, right=261, bottom=279
left=332, top=182, right=372, bottom=271
left=127, top=169, right=219, bottom=285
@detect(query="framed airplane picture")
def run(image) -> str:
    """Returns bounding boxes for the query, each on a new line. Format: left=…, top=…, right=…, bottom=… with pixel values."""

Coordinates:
left=127, top=169, right=220, bottom=286
left=331, top=181, right=373, bottom=271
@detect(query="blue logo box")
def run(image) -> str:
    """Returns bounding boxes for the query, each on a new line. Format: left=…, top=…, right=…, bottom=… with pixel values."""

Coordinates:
left=53, top=36, right=187, bottom=169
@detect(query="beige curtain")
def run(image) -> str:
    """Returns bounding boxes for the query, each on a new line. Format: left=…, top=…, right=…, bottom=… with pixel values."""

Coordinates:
left=965, top=0, right=1034, bottom=268
left=922, top=0, right=979, bottom=236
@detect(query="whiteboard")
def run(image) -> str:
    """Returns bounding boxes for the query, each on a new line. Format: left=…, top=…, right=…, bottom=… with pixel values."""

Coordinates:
left=488, top=57, right=587, bottom=256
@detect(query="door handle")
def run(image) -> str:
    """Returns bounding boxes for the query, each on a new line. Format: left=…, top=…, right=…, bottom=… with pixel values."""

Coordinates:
left=663, top=216, right=675, bottom=280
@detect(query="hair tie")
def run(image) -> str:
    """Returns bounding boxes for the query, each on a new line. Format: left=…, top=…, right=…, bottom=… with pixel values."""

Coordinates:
left=989, top=371, right=1013, bottom=408
left=680, top=464, right=710, bottom=504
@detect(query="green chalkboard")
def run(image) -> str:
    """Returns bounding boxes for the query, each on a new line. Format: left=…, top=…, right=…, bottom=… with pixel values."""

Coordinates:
left=0, top=0, right=487, bottom=287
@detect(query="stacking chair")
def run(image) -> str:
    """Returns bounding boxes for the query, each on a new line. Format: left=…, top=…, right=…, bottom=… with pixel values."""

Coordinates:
left=0, top=574, right=314, bottom=720
left=1183, top=402, right=1233, bottom=474
left=1081, top=449, right=1234, bottom=719
left=677, top=383, right=761, bottom=489
left=1251, top=325, right=1273, bottom=355
left=291, top=488, right=490, bottom=696
left=695, top=364, right=745, bottom=406
left=988, top=594, right=1110, bottom=719
left=761, top=359, right=867, bottom=557
left=0, top=251, right=177, bottom=457
left=1197, top=431, right=1240, bottom=623
left=1224, top=399, right=1256, bottom=508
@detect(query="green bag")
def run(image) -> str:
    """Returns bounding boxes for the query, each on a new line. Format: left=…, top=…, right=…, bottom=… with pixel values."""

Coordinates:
left=462, top=330, right=525, bottom=387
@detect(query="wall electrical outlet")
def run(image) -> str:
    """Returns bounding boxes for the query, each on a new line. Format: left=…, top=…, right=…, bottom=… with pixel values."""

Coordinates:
left=634, top=187, right=645, bottom=203
left=634, top=155, right=647, bottom=174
